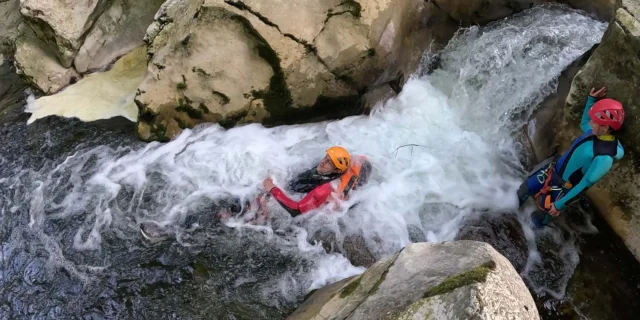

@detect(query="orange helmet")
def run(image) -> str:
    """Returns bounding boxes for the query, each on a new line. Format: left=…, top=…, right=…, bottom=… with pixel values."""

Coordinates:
left=326, top=146, right=351, bottom=172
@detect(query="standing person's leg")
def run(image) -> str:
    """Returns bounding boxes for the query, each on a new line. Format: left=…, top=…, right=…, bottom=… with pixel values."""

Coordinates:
left=518, top=165, right=550, bottom=206
left=531, top=186, right=564, bottom=228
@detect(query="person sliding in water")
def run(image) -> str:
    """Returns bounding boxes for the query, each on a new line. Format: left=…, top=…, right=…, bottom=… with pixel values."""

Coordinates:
left=518, top=87, right=624, bottom=228
left=140, top=146, right=371, bottom=239
left=251, top=146, right=372, bottom=222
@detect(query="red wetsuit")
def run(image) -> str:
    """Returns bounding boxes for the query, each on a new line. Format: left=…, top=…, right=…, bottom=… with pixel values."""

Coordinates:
left=269, top=183, right=332, bottom=217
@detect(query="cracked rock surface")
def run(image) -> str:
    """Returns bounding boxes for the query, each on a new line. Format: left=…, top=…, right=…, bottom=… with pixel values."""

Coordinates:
left=136, top=2, right=274, bottom=141
left=14, top=25, right=79, bottom=94
left=74, top=0, right=165, bottom=73
left=19, top=0, right=112, bottom=68
left=136, top=0, right=451, bottom=141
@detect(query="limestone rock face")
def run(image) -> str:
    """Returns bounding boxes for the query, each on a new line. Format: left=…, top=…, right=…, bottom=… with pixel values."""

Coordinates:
left=12, top=0, right=614, bottom=142
left=135, top=0, right=460, bottom=140
left=73, top=0, right=166, bottom=73
left=19, top=0, right=111, bottom=67
left=288, top=241, right=539, bottom=320
left=14, top=27, right=79, bottom=94
left=135, top=3, right=274, bottom=141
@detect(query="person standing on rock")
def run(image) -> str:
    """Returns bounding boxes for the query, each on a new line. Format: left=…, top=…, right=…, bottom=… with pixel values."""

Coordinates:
left=517, top=87, right=625, bottom=227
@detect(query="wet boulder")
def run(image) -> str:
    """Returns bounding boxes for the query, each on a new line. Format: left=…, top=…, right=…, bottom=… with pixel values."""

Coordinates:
left=0, top=57, right=28, bottom=119
left=288, top=241, right=539, bottom=320
left=135, top=1, right=273, bottom=141
left=310, top=230, right=377, bottom=268
left=455, top=213, right=529, bottom=273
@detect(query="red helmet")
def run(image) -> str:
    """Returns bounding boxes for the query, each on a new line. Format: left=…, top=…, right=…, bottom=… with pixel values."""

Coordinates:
left=588, top=98, right=625, bottom=131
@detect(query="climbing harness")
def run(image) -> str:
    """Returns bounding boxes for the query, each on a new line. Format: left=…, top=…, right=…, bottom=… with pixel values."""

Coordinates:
left=533, top=165, right=572, bottom=211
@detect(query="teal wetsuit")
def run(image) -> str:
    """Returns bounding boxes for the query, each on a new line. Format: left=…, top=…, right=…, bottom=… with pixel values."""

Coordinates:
left=519, top=96, right=624, bottom=226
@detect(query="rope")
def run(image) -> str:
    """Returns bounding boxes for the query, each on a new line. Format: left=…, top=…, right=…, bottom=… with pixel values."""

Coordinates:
left=392, top=144, right=431, bottom=157
left=534, top=167, right=554, bottom=211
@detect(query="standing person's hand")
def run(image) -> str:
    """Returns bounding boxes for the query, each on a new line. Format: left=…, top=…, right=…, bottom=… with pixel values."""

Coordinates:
left=549, top=204, right=560, bottom=216
left=590, top=87, right=606, bottom=98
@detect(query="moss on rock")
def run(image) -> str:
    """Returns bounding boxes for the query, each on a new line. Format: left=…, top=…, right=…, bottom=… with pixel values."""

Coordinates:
left=423, top=261, right=496, bottom=298
left=340, top=275, right=363, bottom=298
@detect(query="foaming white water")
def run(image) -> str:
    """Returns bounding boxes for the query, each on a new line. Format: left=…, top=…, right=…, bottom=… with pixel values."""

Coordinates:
left=427, top=5, right=606, bottom=137
left=24, top=46, right=146, bottom=124
left=26, top=5, right=606, bottom=294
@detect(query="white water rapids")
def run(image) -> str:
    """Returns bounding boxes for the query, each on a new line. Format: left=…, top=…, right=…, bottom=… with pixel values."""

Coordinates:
left=4, top=4, right=607, bottom=315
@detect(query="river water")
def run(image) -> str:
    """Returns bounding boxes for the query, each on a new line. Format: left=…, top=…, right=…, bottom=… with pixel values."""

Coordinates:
left=1, top=4, right=633, bottom=319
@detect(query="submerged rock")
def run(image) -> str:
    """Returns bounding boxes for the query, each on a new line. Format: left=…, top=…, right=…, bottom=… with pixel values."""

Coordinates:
left=521, top=200, right=640, bottom=319
left=310, top=230, right=378, bottom=268
left=288, top=241, right=539, bottom=320
left=455, top=213, right=529, bottom=273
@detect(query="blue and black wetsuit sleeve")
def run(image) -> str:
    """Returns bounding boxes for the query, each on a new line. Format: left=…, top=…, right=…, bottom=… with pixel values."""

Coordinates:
left=580, top=96, right=597, bottom=132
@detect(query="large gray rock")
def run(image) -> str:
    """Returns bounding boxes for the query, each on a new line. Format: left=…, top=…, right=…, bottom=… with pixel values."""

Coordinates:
left=288, top=241, right=539, bottom=320
left=0, top=0, right=21, bottom=55
left=226, top=0, right=341, bottom=44
left=135, top=2, right=274, bottom=141
left=20, top=0, right=111, bottom=67
left=14, top=26, right=79, bottom=94
left=136, top=0, right=458, bottom=141
left=455, top=213, right=528, bottom=273
left=73, top=0, right=165, bottom=73
left=557, top=0, right=640, bottom=262
left=215, top=0, right=357, bottom=116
